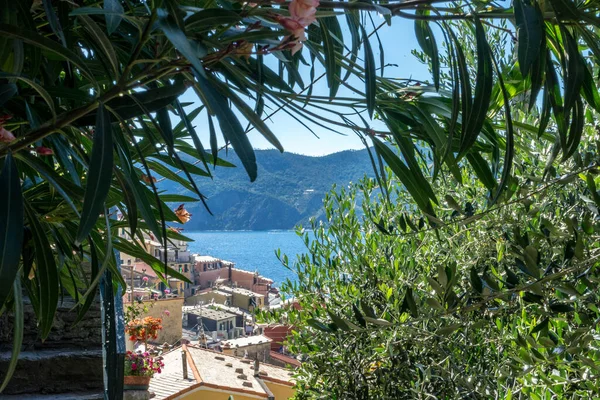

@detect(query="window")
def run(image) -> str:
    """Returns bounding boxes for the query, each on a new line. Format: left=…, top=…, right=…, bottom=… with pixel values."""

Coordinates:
left=184, top=264, right=188, bottom=273
left=127, top=259, right=131, bottom=265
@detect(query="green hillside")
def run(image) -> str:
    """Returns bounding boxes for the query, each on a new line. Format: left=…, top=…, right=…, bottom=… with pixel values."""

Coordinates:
left=159, top=148, right=374, bottom=230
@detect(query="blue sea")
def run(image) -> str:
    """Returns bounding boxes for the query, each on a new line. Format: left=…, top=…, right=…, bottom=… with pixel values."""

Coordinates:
left=185, top=230, right=309, bottom=286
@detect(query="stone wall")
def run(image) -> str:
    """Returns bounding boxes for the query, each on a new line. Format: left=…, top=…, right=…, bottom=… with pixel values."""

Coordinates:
left=0, top=296, right=103, bottom=396
left=124, top=298, right=183, bottom=345
left=223, top=341, right=272, bottom=362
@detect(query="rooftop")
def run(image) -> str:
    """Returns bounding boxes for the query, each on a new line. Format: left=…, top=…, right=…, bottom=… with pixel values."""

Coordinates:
left=222, top=335, right=272, bottom=349
left=269, top=351, right=301, bottom=368
left=218, top=286, right=265, bottom=298
left=194, top=255, right=231, bottom=263
left=185, top=307, right=236, bottom=321
left=148, top=348, right=196, bottom=399
left=210, top=303, right=252, bottom=317
left=150, top=345, right=295, bottom=400
left=231, top=267, right=274, bottom=284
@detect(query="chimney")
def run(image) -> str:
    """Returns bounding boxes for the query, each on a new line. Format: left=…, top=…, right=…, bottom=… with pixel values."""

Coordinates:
left=254, top=358, right=259, bottom=376
left=181, top=350, right=188, bottom=380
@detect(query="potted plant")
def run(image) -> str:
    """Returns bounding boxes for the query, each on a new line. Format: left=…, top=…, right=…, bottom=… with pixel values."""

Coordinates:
left=123, top=302, right=164, bottom=390
left=124, top=351, right=164, bottom=389
left=125, top=316, right=163, bottom=343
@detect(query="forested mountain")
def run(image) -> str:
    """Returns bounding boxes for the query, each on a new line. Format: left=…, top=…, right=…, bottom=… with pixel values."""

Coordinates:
left=160, top=149, right=374, bottom=230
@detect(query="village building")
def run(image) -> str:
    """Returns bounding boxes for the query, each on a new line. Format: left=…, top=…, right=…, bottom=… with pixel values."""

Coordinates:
left=185, top=287, right=233, bottom=306
left=221, top=335, right=272, bottom=362
left=192, top=256, right=274, bottom=302
left=184, top=307, right=241, bottom=340
left=217, top=286, right=266, bottom=311
left=149, top=344, right=296, bottom=399
left=119, top=230, right=194, bottom=298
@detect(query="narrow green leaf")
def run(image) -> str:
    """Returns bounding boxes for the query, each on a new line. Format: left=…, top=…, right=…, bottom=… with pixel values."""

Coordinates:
left=75, top=103, right=114, bottom=245
left=460, top=18, right=493, bottom=155
left=0, top=25, right=94, bottom=83
left=185, top=9, right=241, bottom=29
left=470, top=267, right=483, bottom=293
left=361, top=26, right=377, bottom=118
left=528, top=41, right=547, bottom=111
left=342, top=11, right=360, bottom=83
left=114, top=169, right=138, bottom=237
left=563, top=98, right=584, bottom=161
left=157, top=8, right=206, bottom=79
left=531, top=317, right=549, bottom=335
left=42, top=0, right=67, bottom=47
left=306, top=318, right=332, bottom=332
left=405, top=287, right=419, bottom=317
left=0, top=278, right=23, bottom=393
left=550, top=303, right=575, bottom=313
left=210, top=79, right=284, bottom=152
left=466, top=153, right=496, bottom=191
left=74, top=241, right=100, bottom=325
left=175, top=101, right=210, bottom=173
left=352, top=304, right=366, bottom=328
left=156, top=107, right=175, bottom=149
left=24, top=201, right=58, bottom=339
left=491, top=50, right=515, bottom=204
left=104, top=0, right=124, bottom=35
left=437, top=324, right=462, bottom=336
left=581, top=66, right=600, bottom=113
left=514, top=0, right=544, bottom=76
left=0, top=153, right=23, bottom=311
left=208, top=113, right=218, bottom=169
left=77, top=15, right=119, bottom=79
left=0, top=73, right=56, bottom=118
left=545, top=54, right=567, bottom=142
left=364, top=316, right=393, bottom=326
left=197, top=75, right=257, bottom=181
left=372, top=137, right=435, bottom=215
left=75, top=83, right=188, bottom=126
left=15, top=152, right=81, bottom=216
left=0, top=83, right=16, bottom=107
left=414, top=13, right=440, bottom=90
left=320, top=17, right=342, bottom=99
left=561, top=26, right=585, bottom=119
left=449, top=31, right=472, bottom=153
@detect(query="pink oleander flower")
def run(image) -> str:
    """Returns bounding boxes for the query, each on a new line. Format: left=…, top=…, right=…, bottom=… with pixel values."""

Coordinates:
left=35, top=146, right=54, bottom=156
left=163, top=310, right=171, bottom=317
left=289, top=0, right=316, bottom=24
left=164, top=289, right=171, bottom=294
left=142, top=276, right=149, bottom=283
left=0, top=127, right=15, bottom=143
left=277, top=0, right=319, bottom=55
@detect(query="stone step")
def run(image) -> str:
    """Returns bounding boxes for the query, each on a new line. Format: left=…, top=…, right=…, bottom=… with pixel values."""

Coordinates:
left=0, top=392, right=103, bottom=400
left=0, top=349, right=103, bottom=396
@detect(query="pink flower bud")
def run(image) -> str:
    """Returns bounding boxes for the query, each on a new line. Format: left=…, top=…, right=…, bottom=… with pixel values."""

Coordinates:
left=0, top=127, right=15, bottom=143
left=35, top=146, right=54, bottom=156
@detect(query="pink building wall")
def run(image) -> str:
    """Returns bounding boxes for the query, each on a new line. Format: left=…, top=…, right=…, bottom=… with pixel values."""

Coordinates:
left=193, top=263, right=273, bottom=302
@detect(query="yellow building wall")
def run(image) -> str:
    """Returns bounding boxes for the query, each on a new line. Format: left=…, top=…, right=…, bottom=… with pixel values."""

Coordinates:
left=265, top=381, right=295, bottom=399
left=125, top=298, right=184, bottom=345
left=177, top=386, right=264, bottom=400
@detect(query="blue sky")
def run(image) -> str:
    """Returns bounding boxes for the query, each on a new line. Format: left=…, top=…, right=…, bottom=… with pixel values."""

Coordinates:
left=180, top=16, right=429, bottom=156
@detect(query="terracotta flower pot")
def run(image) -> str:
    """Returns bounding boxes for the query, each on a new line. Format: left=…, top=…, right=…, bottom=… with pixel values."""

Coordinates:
left=123, top=375, right=151, bottom=390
